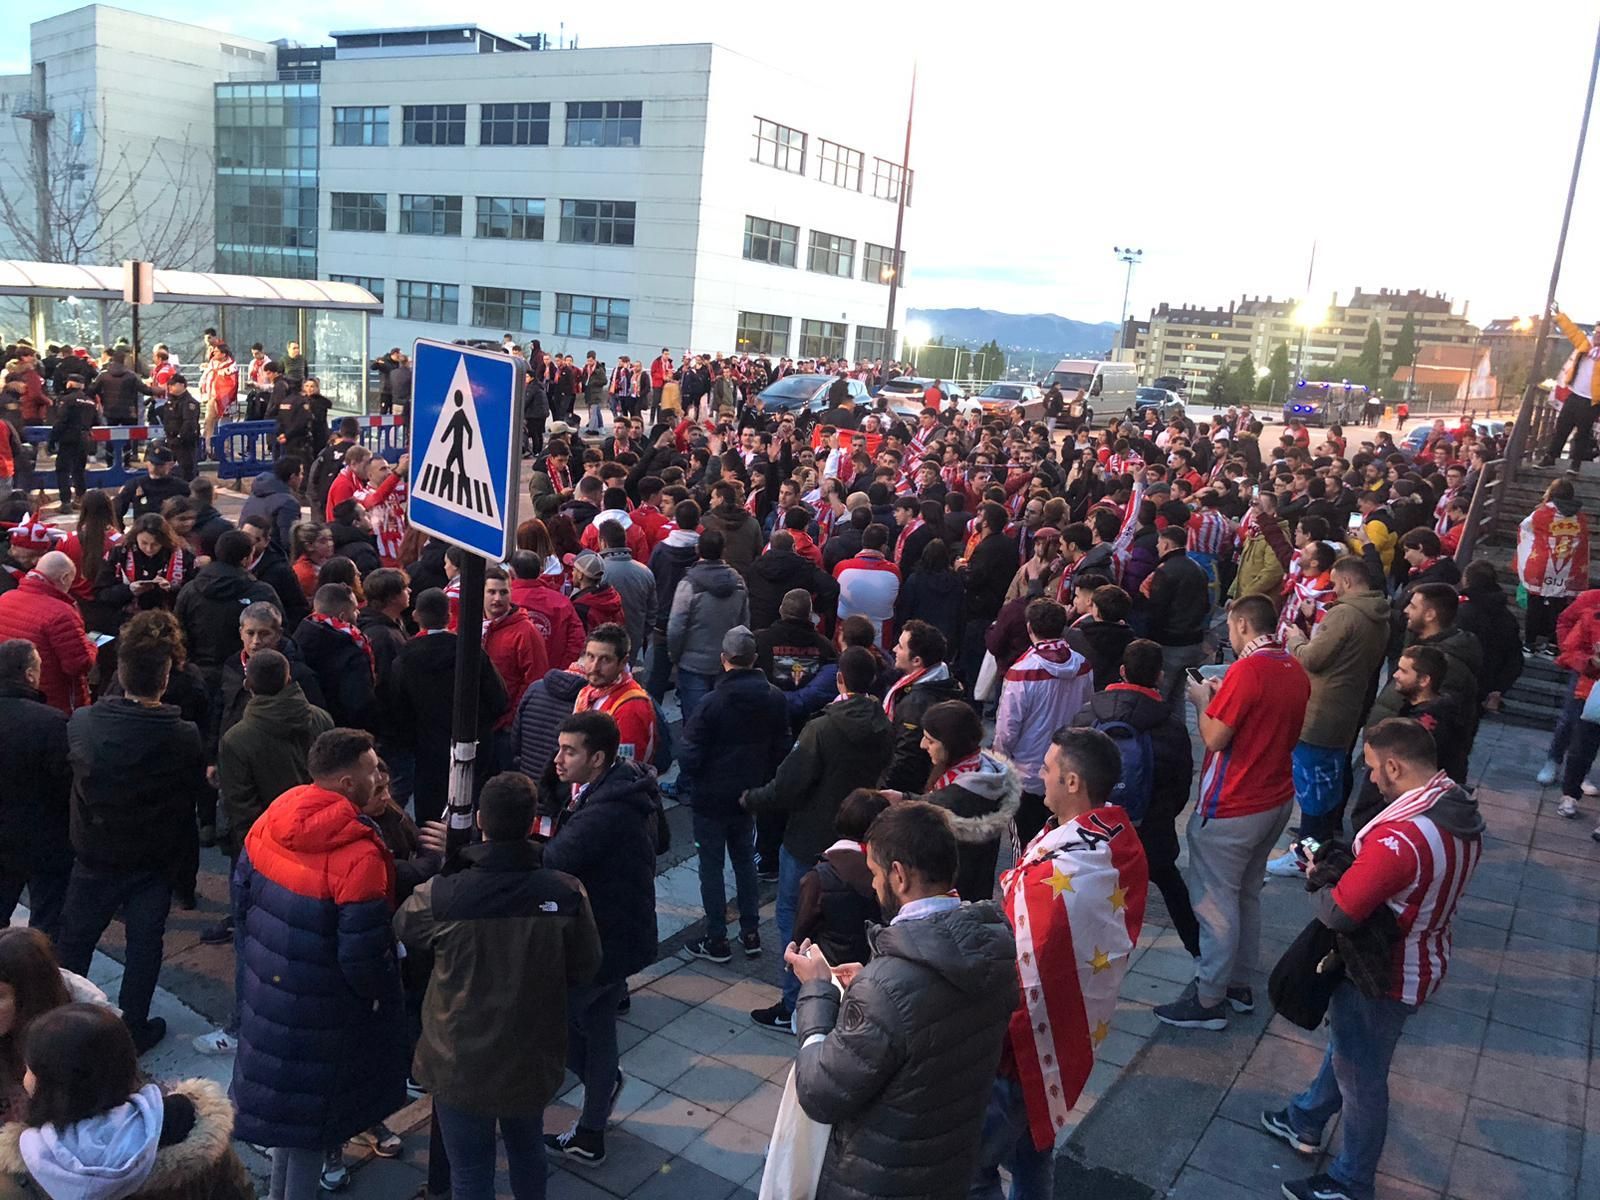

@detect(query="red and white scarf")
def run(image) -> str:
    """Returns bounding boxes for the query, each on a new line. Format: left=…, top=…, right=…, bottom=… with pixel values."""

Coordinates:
left=307, top=610, right=376, bottom=679
left=894, top=518, right=924, bottom=565
left=120, top=545, right=185, bottom=589
left=883, top=662, right=942, bottom=714
left=930, top=750, right=983, bottom=793
left=1354, top=770, right=1454, bottom=852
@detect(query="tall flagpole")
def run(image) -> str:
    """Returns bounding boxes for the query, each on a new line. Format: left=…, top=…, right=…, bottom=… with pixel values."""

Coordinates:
left=883, top=62, right=916, bottom=364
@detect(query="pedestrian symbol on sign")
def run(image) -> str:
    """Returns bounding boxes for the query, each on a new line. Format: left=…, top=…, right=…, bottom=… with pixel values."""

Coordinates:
left=413, top=357, right=501, bottom=529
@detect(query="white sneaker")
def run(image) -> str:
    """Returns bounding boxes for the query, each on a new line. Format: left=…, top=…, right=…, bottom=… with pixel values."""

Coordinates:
left=1266, top=851, right=1303, bottom=878
left=192, top=1028, right=236, bottom=1056
left=1557, top=796, right=1580, bottom=819
left=1583, top=781, right=1599, bottom=797
left=1536, top=759, right=1559, bottom=786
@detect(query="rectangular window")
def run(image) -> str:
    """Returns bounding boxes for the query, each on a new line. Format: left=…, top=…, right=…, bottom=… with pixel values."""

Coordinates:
left=473, top=286, right=541, bottom=333
left=395, top=279, right=459, bottom=324
left=855, top=325, right=888, bottom=361
left=555, top=293, right=629, bottom=342
left=401, top=103, right=466, bottom=146
left=329, top=274, right=384, bottom=304
left=331, top=105, right=389, bottom=146
left=870, top=157, right=913, bottom=204
left=329, top=191, right=386, bottom=232
left=399, top=194, right=462, bottom=236
left=862, top=242, right=905, bottom=286
left=752, top=117, right=806, bottom=174
left=742, top=216, right=799, bottom=267
left=564, top=100, right=642, bottom=147
left=476, top=196, right=545, bottom=240
left=479, top=101, right=551, bottom=146
left=816, top=139, right=863, bottom=190
left=736, top=312, right=790, bottom=357
left=806, top=230, right=855, bottom=278
left=559, top=199, right=636, bottom=245
left=799, top=319, right=847, bottom=360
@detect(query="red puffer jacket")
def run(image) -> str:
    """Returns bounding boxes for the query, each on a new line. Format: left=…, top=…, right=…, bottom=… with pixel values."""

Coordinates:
left=0, top=572, right=95, bottom=712
left=1557, top=599, right=1600, bottom=700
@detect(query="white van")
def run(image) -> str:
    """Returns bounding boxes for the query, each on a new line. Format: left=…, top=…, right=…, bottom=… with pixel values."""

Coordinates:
left=1041, top=359, right=1139, bottom=425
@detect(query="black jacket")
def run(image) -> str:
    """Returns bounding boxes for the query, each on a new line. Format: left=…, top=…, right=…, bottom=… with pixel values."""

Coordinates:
left=329, top=522, right=382, bottom=577
left=291, top=618, right=378, bottom=731
left=161, top=393, right=203, bottom=447
left=755, top=617, right=836, bottom=692
left=1071, top=684, right=1194, bottom=863
left=48, top=394, right=99, bottom=451
left=677, top=668, right=793, bottom=819
left=67, top=697, right=204, bottom=886
left=250, top=541, right=310, bottom=632
left=388, top=632, right=508, bottom=817
left=174, top=562, right=283, bottom=683
left=356, top=606, right=409, bottom=687
left=190, top=504, right=232, bottom=559
left=1066, top=618, right=1138, bottom=691
left=895, top=567, right=965, bottom=636
left=746, top=548, right=838, bottom=630
left=963, top=532, right=1019, bottom=623
left=647, top=536, right=700, bottom=633
left=89, top=363, right=153, bottom=421
left=0, top=685, right=72, bottom=879
left=114, top=472, right=190, bottom=523
left=406, top=538, right=450, bottom=598
left=541, top=759, right=660, bottom=985
left=1455, top=582, right=1525, bottom=702
left=308, top=437, right=357, bottom=518
left=1144, top=548, right=1211, bottom=647
left=823, top=526, right=866, bottom=576
left=240, top=472, right=302, bottom=554
left=882, top=671, right=966, bottom=791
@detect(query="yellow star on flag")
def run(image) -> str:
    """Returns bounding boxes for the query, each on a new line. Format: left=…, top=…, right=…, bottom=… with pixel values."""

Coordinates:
left=1089, top=946, right=1111, bottom=974
left=1108, top=885, right=1128, bottom=914
left=1047, top=865, right=1075, bottom=897
left=1092, top=1020, right=1111, bottom=1046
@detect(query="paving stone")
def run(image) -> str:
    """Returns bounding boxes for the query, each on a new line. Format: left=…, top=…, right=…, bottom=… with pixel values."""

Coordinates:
left=1461, top=1097, right=1586, bottom=1177
left=1470, top=1055, right=1588, bottom=1129
left=562, top=1128, right=675, bottom=1196
left=1370, top=1173, right=1440, bottom=1200
left=664, top=1059, right=766, bottom=1116
left=1243, top=1033, right=1326, bottom=1080
left=620, top=1089, right=720, bottom=1155
left=620, top=989, right=693, bottom=1034
left=675, top=1115, right=770, bottom=1185
left=1446, top=1141, right=1577, bottom=1200
left=712, top=1027, right=796, bottom=1083
left=545, top=1170, right=616, bottom=1200
left=1480, top=1019, right=1591, bottom=1084
left=724, top=1080, right=783, bottom=1136
left=1186, top=1113, right=1304, bottom=1193
left=1166, top=1166, right=1261, bottom=1200
left=649, top=967, right=735, bottom=1006
left=627, top=1158, right=739, bottom=1200
left=656, top=1003, right=750, bottom=1055
left=1509, top=906, right=1600, bottom=953
left=1488, top=986, right=1593, bottom=1049
left=620, top=1033, right=703, bottom=1090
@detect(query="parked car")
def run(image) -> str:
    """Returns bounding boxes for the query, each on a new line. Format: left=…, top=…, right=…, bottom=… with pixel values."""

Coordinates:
left=756, top=373, right=871, bottom=416
left=961, top=382, right=1044, bottom=421
left=1131, top=386, right=1183, bottom=422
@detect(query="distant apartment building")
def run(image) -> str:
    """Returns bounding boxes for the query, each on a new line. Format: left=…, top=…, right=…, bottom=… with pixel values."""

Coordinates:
left=1134, top=287, right=1478, bottom=392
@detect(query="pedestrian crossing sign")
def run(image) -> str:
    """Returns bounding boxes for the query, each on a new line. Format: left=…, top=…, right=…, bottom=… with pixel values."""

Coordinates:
left=407, top=338, right=523, bottom=559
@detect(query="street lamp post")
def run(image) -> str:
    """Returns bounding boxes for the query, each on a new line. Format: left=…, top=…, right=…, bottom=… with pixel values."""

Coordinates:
left=1504, top=17, right=1600, bottom=474
left=1114, top=247, right=1143, bottom=358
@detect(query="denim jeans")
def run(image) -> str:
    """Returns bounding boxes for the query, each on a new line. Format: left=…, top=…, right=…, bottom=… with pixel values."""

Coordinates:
left=694, top=812, right=760, bottom=941
left=434, top=1101, right=546, bottom=1200
left=646, top=634, right=672, bottom=703
left=675, top=669, right=716, bottom=726
left=775, top=846, right=808, bottom=1012
left=567, top=979, right=627, bottom=1131
left=56, top=866, right=172, bottom=1028
left=227, top=855, right=245, bottom=1034
left=1287, top=980, right=1414, bottom=1200
left=1548, top=687, right=1582, bottom=763
left=967, top=1074, right=1053, bottom=1200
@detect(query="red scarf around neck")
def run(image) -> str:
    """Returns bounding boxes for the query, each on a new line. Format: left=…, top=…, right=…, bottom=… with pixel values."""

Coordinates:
left=308, top=610, right=375, bottom=679
left=121, top=544, right=185, bottom=589
left=930, top=750, right=983, bottom=793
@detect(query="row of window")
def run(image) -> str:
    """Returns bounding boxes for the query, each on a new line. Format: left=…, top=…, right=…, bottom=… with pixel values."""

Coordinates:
left=328, top=193, right=636, bottom=245
left=328, top=275, right=630, bottom=341
left=736, top=312, right=887, bottom=361
left=751, top=117, right=912, bottom=204
left=742, top=216, right=903, bottom=284
left=330, top=100, right=642, bottom=148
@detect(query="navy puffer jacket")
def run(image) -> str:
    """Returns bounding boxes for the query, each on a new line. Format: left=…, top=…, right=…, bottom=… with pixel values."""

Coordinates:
left=230, top=783, right=408, bottom=1149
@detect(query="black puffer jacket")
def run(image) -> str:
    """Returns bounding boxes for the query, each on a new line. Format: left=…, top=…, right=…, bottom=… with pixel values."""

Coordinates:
left=291, top=617, right=378, bottom=731
left=174, top=561, right=282, bottom=684
left=1455, top=581, right=1524, bottom=702
left=794, top=902, right=1018, bottom=1200
left=881, top=669, right=966, bottom=791
left=746, top=548, right=838, bottom=630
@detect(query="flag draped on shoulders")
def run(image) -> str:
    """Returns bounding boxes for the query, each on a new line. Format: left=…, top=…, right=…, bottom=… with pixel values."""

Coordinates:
left=1000, top=806, right=1148, bottom=1151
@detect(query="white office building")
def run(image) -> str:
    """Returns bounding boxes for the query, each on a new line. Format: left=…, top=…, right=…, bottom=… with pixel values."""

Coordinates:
left=316, top=28, right=916, bottom=365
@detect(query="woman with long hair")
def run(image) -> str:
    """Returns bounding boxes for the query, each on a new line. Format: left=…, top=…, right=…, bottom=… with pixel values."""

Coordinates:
left=316, top=555, right=366, bottom=605
left=0, top=1003, right=253, bottom=1199
left=895, top=537, right=965, bottom=641
left=885, top=699, right=1020, bottom=902
left=62, top=489, right=120, bottom=607
left=158, top=497, right=202, bottom=561
left=290, top=521, right=334, bottom=599
left=0, top=929, right=71, bottom=1124
left=93, top=513, right=192, bottom=617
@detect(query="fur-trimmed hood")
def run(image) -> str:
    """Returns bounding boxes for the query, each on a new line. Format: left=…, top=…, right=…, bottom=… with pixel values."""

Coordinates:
left=0, top=1078, right=244, bottom=1200
left=926, top=750, right=1023, bottom=844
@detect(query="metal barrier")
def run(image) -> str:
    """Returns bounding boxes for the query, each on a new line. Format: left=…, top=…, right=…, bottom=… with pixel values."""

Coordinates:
left=20, top=424, right=167, bottom=491
left=355, top=413, right=408, bottom=461
left=212, top=421, right=279, bottom=481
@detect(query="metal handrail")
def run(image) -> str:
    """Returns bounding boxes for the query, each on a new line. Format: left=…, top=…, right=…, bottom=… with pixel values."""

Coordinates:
left=1454, top=456, right=1504, bottom=566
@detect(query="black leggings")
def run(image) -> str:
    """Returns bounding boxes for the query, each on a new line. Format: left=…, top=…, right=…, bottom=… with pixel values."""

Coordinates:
left=1526, top=595, right=1571, bottom=646
left=1139, top=813, right=1200, bottom=956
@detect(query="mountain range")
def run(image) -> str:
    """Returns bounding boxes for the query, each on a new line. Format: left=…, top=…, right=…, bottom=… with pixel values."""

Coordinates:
left=908, top=307, right=1119, bottom=356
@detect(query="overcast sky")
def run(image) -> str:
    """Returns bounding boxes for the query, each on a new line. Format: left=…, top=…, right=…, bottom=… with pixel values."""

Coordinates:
left=9, top=0, right=1600, bottom=324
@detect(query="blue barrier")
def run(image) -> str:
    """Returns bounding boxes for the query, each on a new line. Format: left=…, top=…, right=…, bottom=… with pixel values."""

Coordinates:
left=212, top=421, right=279, bottom=481
left=21, top=425, right=167, bottom=491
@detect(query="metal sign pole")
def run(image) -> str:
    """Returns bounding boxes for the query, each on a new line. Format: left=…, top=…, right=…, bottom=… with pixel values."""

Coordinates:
left=446, top=552, right=486, bottom=851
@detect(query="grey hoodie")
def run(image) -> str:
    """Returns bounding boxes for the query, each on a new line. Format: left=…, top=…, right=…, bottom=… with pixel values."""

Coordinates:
left=667, top=559, right=751, bottom=675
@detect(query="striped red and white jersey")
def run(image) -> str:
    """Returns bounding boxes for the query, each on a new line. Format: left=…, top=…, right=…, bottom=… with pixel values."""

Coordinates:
left=359, top=478, right=409, bottom=567
left=1187, top=510, right=1234, bottom=556
left=1337, top=774, right=1483, bottom=1006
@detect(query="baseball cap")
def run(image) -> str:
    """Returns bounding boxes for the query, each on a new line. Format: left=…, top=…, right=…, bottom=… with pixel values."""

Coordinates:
left=721, top=624, right=757, bottom=660
left=572, top=550, right=605, bottom=579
